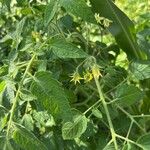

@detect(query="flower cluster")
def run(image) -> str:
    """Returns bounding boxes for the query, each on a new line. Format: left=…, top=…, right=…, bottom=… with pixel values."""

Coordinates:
left=70, top=64, right=102, bottom=85
left=94, top=13, right=113, bottom=27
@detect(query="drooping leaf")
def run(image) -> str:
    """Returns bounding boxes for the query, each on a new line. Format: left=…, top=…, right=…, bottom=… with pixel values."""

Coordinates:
left=130, top=61, right=150, bottom=80
left=44, top=0, right=59, bottom=26
left=31, top=71, right=72, bottom=121
left=114, top=84, right=144, bottom=107
left=90, top=0, right=144, bottom=59
left=137, top=133, right=150, bottom=150
left=60, top=0, right=96, bottom=24
left=62, top=114, right=87, bottom=140
left=50, top=38, right=88, bottom=58
left=13, top=123, right=48, bottom=150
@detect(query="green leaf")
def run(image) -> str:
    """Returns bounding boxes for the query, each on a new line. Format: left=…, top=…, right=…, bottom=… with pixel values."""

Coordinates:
left=0, top=136, right=15, bottom=150
left=0, top=81, right=6, bottom=93
left=11, top=17, right=26, bottom=47
left=103, top=143, right=115, bottom=150
left=92, top=108, right=102, bottom=119
left=137, top=133, right=150, bottom=150
left=4, top=0, right=11, bottom=10
left=90, top=0, right=143, bottom=59
left=96, top=133, right=109, bottom=150
left=130, top=61, right=150, bottom=80
left=60, top=0, right=96, bottom=24
left=44, top=0, right=59, bottom=26
left=22, top=114, right=34, bottom=131
left=16, top=0, right=27, bottom=6
left=62, top=114, right=87, bottom=140
left=32, top=111, right=55, bottom=128
left=14, top=17, right=26, bottom=41
left=0, top=110, right=8, bottom=131
left=122, top=143, right=137, bottom=150
left=114, top=84, right=144, bottom=107
left=13, top=123, right=48, bottom=150
left=137, top=29, right=150, bottom=58
left=31, top=71, right=72, bottom=121
left=50, top=38, right=88, bottom=58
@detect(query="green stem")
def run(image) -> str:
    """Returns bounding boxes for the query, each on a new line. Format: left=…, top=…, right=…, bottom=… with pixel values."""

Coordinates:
left=132, top=114, right=150, bottom=118
left=122, top=121, right=133, bottom=148
left=4, top=54, right=36, bottom=147
left=117, top=106, right=145, bottom=133
left=116, top=134, right=143, bottom=149
left=106, top=95, right=145, bottom=133
left=94, top=77, right=118, bottom=150
left=83, top=99, right=101, bottom=115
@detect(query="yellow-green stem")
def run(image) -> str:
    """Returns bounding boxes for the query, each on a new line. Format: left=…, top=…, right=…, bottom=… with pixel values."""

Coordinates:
left=4, top=54, right=36, bottom=149
left=94, top=77, right=118, bottom=150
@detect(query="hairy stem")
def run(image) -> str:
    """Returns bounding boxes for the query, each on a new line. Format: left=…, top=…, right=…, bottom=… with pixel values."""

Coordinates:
left=94, top=77, right=118, bottom=150
left=4, top=54, right=36, bottom=149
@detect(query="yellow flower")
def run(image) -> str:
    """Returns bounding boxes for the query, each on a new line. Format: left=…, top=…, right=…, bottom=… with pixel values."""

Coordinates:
left=103, top=18, right=113, bottom=27
left=70, top=72, right=83, bottom=84
left=32, top=31, right=41, bottom=42
left=83, top=71, right=93, bottom=83
left=92, top=64, right=102, bottom=79
left=94, top=13, right=102, bottom=23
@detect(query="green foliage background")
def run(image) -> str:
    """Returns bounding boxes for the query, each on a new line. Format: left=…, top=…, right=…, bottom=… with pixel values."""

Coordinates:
left=0, top=0, right=150, bottom=150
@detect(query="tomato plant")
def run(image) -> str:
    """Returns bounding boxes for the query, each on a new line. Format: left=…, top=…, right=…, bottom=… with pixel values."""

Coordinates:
left=0, top=0, right=150, bottom=150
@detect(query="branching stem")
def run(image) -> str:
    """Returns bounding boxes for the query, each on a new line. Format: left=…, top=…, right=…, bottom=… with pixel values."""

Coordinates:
left=94, top=77, right=118, bottom=150
left=4, top=54, right=36, bottom=149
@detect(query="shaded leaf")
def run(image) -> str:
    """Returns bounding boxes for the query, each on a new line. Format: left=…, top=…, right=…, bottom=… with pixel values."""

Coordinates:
left=130, top=61, right=150, bottom=80
left=137, top=133, right=150, bottom=150
left=0, top=136, right=14, bottom=150
left=50, top=38, right=88, bottom=58
left=3, top=0, right=11, bottom=10
left=114, top=84, right=144, bottom=107
left=60, top=0, right=96, bottom=24
left=31, top=71, right=72, bottom=121
left=44, top=0, right=59, bottom=26
left=13, top=124, right=48, bottom=150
